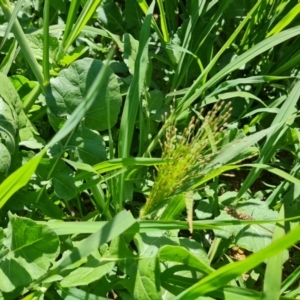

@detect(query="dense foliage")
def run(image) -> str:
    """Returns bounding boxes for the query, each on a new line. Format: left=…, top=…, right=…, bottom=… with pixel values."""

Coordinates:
left=1, top=0, right=300, bottom=299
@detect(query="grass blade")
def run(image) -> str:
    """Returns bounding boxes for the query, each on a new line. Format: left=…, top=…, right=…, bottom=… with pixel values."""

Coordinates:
left=48, top=210, right=136, bottom=273
left=63, top=0, right=102, bottom=50
left=267, top=2, right=300, bottom=37
left=0, top=0, right=24, bottom=50
left=179, top=26, right=300, bottom=113
left=262, top=206, right=285, bottom=300
left=0, top=38, right=17, bottom=75
left=117, top=2, right=154, bottom=210
left=62, top=0, right=81, bottom=47
left=0, top=150, right=46, bottom=209
left=43, top=0, right=50, bottom=86
left=157, top=0, right=169, bottom=42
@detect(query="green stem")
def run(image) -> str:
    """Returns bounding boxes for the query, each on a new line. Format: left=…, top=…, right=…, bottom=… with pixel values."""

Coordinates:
left=136, top=0, right=176, bottom=66
left=23, top=84, right=42, bottom=113
left=0, top=0, right=44, bottom=91
left=62, top=0, right=81, bottom=47
left=43, top=0, right=50, bottom=86
left=89, top=179, right=112, bottom=220
left=64, top=0, right=102, bottom=51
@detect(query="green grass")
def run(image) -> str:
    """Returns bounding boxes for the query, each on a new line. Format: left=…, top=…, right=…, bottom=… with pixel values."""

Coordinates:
left=1, top=0, right=300, bottom=299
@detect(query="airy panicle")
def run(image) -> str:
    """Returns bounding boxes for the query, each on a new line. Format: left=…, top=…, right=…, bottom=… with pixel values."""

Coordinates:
left=140, top=101, right=232, bottom=218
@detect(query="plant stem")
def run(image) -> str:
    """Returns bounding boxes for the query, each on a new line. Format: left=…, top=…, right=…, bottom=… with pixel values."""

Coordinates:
left=23, top=84, right=42, bottom=113
left=43, top=0, right=50, bottom=86
left=0, top=0, right=44, bottom=92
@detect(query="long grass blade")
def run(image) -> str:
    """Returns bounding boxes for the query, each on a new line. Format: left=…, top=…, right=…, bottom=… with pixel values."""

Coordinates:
left=63, top=0, right=102, bottom=50
left=179, top=26, right=300, bottom=113
left=117, top=2, right=154, bottom=210
left=62, top=0, right=81, bottom=47
left=262, top=205, right=285, bottom=300
left=43, top=0, right=50, bottom=86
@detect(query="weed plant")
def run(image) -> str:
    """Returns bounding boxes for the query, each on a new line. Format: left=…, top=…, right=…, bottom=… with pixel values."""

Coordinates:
left=141, top=102, right=231, bottom=217
left=0, top=0, right=300, bottom=299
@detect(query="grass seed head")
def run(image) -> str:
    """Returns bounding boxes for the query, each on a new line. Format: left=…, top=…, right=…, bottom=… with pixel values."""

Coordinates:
left=140, top=101, right=232, bottom=218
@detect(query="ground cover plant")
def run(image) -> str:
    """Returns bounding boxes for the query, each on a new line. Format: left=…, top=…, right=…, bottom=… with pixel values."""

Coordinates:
left=1, top=0, right=300, bottom=299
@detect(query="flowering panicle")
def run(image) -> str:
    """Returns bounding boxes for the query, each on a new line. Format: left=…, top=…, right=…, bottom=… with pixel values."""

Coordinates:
left=140, top=101, right=232, bottom=218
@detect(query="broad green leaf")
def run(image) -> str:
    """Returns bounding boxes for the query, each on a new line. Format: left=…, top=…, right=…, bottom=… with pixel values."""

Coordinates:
left=0, top=27, right=114, bottom=209
left=61, top=255, right=115, bottom=287
left=141, top=232, right=209, bottom=297
left=56, top=287, right=108, bottom=300
left=67, top=123, right=106, bottom=165
left=125, top=233, right=163, bottom=300
left=0, top=213, right=59, bottom=292
left=9, top=190, right=63, bottom=219
left=134, top=257, right=161, bottom=300
left=9, top=75, right=36, bottom=103
left=0, top=80, right=20, bottom=156
left=50, top=0, right=66, bottom=11
left=26, top=33, right=66, bottom=63
left=0, top=143, right=11, bottom=175
left=0, top=72, right=43, bottom=160
left=148, top=90, right=164, bottom=113
left=46, top=57, right=122, bottom=132
left=97, top=2, right=125, bottom=34
left=195, top=197, right=215, bottom=220
left=174, top=222, right=300, bottom=299
left=159, top=245, right=214, bottom=275
left=36, top=158, right=76, bottom=201
left=214, top=199, right=278, bottom=252
left=124, top=0, right=143, bottom=29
